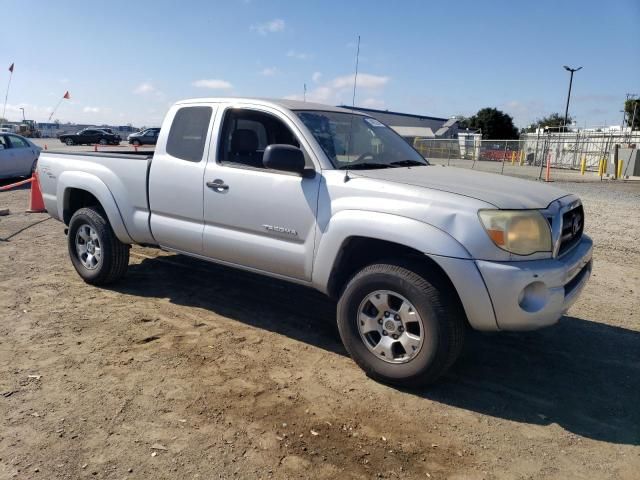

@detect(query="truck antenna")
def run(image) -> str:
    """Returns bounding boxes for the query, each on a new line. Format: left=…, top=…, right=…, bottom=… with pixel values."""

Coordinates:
left=351, top=35, right=360, bottom=108
left=345, top=34, right=361, bottom=183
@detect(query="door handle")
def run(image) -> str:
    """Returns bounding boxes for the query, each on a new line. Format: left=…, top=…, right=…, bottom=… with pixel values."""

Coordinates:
left=206, top=179, right=229, bottom=191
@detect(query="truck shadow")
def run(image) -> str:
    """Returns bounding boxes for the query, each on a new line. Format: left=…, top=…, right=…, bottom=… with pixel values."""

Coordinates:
left=112, top=253, right=639, bottom=446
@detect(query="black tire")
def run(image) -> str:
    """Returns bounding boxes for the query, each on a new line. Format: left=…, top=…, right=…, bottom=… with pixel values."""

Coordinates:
left=99, top=138, right=108, bottom=145
left=65, top=138, right=74, bottom=146
left=132, top=139, right=141, bottom=146
left=337, top=261, right=465, bottom=387
left=30, top=159, right=37, bottom=175
left=68, top=207, right=130, bottom=285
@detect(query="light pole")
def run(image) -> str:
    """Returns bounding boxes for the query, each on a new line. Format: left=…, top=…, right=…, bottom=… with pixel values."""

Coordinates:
left=563, top=65, right=582, bottom=131
left=19, top=107, right=25, bottom=122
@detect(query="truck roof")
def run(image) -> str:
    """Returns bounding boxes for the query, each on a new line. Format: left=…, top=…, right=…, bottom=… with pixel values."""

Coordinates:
left=175, top=97, right=365, bottom=115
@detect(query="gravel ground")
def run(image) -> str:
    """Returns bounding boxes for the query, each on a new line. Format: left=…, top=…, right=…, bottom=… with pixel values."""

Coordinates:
left=0, top=176, right=638, bottom=479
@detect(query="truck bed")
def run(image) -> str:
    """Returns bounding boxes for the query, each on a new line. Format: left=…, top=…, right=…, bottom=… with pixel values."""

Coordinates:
left=37, top=150, right=155, bottom=245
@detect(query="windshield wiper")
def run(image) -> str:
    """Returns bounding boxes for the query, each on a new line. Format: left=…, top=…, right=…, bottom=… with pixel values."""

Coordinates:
left=337, top=162, right=393, bottom=170
left=389, top=159, right=427, bottom=167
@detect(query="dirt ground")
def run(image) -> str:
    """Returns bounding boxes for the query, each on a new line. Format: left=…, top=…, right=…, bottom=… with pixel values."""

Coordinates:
left=1, top=177, right=639, bottom=480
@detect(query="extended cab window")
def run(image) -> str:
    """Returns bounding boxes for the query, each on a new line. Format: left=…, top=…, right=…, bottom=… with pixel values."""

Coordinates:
left=218, top=109, right=302, bottom=169
left=167, top=106, right=213, bottom=162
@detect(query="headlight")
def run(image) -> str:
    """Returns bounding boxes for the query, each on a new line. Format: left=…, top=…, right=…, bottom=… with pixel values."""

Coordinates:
left=478, top=210, right=552, bottom=255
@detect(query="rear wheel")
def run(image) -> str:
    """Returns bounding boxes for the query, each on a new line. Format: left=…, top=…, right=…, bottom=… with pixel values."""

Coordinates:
left=337, top=261, right=465, bottom=387
left=68, top=207, right=130, bottom=285
left=99, top=138, right=108, bottom=145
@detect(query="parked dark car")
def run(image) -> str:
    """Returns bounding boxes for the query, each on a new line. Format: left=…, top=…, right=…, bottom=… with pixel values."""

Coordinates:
left=59, top=128, right=121, bottom=146
left=127, top=128, right=160, bottom=146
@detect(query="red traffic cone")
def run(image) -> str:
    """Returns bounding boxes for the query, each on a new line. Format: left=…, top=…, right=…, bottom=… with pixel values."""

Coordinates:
left=26, top=173, right=46, bottom=213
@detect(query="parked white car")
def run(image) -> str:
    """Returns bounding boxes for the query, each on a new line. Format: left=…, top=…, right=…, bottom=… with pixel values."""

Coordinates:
left=0, top=133, right=42, bottom=179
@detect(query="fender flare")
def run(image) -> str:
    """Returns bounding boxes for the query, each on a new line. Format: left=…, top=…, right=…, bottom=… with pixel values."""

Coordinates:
left=57, top=170, right=133, bottom=244
left=311, top=210, right=471, bottom=293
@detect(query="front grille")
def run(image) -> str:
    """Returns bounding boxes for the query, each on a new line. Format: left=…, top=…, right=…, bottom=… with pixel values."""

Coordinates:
left=558, top=205, right=584, bottom=256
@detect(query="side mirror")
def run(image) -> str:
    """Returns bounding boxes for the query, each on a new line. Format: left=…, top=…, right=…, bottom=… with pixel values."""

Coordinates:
left=263, top=144, right=306, bottom=175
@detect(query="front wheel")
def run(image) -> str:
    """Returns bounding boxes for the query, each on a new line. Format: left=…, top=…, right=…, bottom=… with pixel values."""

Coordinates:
left=68, top=207, right=130, bottom=285
left=65, top=138, right=74, bottom=146
left=99, top=138, right=108, bottom=145
left=337, top=262, right=465, bottom=387
left=132, top=139, right=141, bottom=146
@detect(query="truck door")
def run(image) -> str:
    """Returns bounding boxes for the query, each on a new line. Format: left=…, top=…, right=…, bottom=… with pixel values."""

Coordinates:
left=202, top=105, right=321, bottom=281
left=148, top=104, right=216, bottom=254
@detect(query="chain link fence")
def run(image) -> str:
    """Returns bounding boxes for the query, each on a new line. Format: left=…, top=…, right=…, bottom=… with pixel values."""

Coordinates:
left=413, top=131, right=640, bottom=180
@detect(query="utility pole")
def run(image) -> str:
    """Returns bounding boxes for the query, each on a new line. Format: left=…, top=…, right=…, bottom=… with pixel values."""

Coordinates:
left=20, top=107, right=25, bottom=122
left=563, top=65, right=582, bottom=131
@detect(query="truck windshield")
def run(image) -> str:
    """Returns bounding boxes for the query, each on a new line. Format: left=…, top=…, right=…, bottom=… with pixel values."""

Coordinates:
left=295, top=110, right=428, bottom=169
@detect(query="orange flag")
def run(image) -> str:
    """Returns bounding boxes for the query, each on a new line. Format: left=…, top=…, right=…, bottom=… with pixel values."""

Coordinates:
left=63, top=91, right=70, bottom=99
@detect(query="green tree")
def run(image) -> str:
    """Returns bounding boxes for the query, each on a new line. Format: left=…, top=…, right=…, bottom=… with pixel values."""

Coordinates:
left=459, top=108, right=519, bottom=139
left=624, top=99, right=640, bottom=130
left=523, top=113, right=574, bottom=133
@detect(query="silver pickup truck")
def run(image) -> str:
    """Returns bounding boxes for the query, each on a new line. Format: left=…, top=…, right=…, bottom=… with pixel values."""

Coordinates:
left=37, top=98, right=593, bottom=386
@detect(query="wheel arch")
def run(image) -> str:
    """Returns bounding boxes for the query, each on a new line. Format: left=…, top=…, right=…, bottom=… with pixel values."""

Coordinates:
left=325, top=236, right=464, bottom=302
left=58, top=172, right=133, bottom=243
left=313, top=211, right=470, bottom=296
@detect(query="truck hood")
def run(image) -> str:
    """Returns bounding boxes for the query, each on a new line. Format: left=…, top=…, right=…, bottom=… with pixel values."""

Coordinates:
left=353, top=165, right=568, bottom=209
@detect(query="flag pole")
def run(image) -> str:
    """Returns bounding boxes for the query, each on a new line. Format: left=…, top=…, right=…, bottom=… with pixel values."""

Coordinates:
left=2, top=65, right=13, bottom=121
left=49, top=91, right=69, bottom=121
left=48, top=97, right=64, bottom=122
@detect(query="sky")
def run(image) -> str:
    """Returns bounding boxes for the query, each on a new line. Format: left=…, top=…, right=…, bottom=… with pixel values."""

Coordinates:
left=1, top=0, right=638, bottom=128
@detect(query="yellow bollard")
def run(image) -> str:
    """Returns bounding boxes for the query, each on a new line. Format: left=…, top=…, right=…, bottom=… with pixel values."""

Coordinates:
left=519, top=150, right=525, bottom=166
left=617, top=160, right=624, bottom=179
left=597, top=159, right=604, bottom=177
left=580, top=157, right=586, bottom=175
left=511, top=151, right=516, bottom=165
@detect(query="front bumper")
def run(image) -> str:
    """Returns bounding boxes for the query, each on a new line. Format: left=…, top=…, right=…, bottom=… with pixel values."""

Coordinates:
left=475, top=234, right=593, bottom=331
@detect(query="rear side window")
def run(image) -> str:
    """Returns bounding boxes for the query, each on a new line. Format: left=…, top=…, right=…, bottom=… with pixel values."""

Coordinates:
left=167, top=106, right=212, bottom=162
left=8, top=135, right=28, bottom=148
